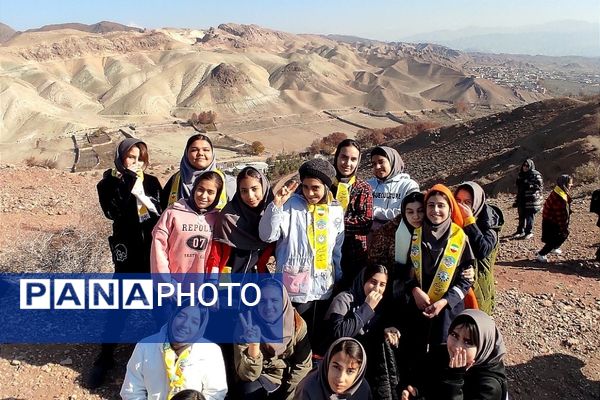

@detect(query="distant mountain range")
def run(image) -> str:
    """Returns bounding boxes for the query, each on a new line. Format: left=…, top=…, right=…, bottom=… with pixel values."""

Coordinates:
left=402, top=20, right=600, bottom=57
left=0, top=21, right=142, bottom=43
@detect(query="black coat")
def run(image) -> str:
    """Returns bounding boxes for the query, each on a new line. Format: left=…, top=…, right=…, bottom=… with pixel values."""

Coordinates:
left=412, top=345, right=508, bottom=400
left=97, top=170, right=162, bottom=273
left=516, top=170, right=543, bottom=213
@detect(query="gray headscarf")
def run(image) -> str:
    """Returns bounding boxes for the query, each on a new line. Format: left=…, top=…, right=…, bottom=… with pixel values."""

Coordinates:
left=319, top=337, right=368, bottom=398
left=456, top=181, right=486, bottom=218
left=370, top=146, right=405, bottom=182
left=114, top=138, right=145, bottom=174
left=457, top=309, right=506, bottom=367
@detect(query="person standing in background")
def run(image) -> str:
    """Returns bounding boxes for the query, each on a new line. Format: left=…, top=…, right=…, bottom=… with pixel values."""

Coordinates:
left=513, top=159, right=543, bottom=240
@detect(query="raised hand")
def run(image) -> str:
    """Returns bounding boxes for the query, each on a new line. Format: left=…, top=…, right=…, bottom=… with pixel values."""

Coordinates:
left=457, top=202, right=473, bottom=219
left=365, top=290, right=383, bottom=310
left=449, top=347, right=474, bottom=370
left=239, top=311, right=261, bottom=344
left=273, top=179, right=299, bottom=207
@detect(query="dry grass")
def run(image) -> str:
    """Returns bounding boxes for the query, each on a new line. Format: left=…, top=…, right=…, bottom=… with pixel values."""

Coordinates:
left=573, top=161, right=600, bottom=188
left=0, top=215, right=112, bottom=274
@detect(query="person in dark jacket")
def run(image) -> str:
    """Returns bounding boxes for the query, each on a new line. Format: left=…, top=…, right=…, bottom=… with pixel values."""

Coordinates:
left=91, top=138, right=162, bottom=388
left=455, top=182, right=504, bottom=315
left=324, top=265, right=398, bottom=399
left=401, top=185, right=474, bottom=389
left=536, top=175, right=573, bottom=263
left=332, top=139, right=374, bottom=288
left=401, top=309, right=508, bottom=400
left=513, top=159, right=543, bottom=239
left=294, top=337, right=372, bottom=400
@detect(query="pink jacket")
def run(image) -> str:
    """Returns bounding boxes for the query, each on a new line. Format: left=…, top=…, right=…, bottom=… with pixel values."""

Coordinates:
left=151, top=199, right=218, bottom=276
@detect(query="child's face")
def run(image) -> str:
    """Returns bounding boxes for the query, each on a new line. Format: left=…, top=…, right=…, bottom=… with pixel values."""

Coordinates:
left=239, top=176, right=264, bottom=208
left=257, top=286, right=283, bottom=324
left=171, top=306, right=202, bottom=344
left=187, top=139, right=213, bottom=169
left=371, top=155, right=391, bottom=180
left=363, top=272, right=387, bottom=297
left=123, top=146, right=142, bottom=170
left=194, top=179, right=219, bottom=209
left=426, top=194, right=450, bottom=225
left=447, top=324, right=477, bottom=367
left=404, top=201, right=424, bottom=228
left=327, top=351, right=361, bottom=394
left=336, top=146, right=360, bottom=177
left=302, top=177, right=326, bottom=204
left=455, top=189, right=473, bottom=212
left=521, top=163, right=529, bottom=172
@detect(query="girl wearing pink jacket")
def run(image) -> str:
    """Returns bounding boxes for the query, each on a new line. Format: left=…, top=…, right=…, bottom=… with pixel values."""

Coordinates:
left=151, top=171, right=223, bottom=278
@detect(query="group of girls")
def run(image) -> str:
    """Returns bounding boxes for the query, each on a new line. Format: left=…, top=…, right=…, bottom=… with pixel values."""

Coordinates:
left=96, top=134, right=508, bottom=400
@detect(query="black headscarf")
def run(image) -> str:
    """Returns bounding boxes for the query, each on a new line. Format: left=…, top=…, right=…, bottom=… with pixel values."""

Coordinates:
left=334, top=139, right=361, bottom=183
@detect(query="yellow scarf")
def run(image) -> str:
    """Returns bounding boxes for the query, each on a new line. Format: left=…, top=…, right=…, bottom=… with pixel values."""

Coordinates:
left=410, top=223, right=466, bottom=302
left=553, top=186, right=570, bottom=214
left=163, top=342, right=191, bottom=399
left=307, top=192, right=334, bottom=270
left=168, top=170, right=228, bottom=210
left=112, top=169, right=150, bottom=222
left=333, top=176, right=356, bottom=211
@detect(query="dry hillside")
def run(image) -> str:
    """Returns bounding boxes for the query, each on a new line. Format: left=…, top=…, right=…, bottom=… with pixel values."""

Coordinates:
left=363, top=97, right=600, bottom=194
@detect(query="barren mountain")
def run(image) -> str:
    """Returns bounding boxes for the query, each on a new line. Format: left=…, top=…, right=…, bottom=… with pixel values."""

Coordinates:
left=0, top=22, right=15, bottom=43
left=24, top=20, right=143, bottom=34
left=0, top=23, right=548, bottom=154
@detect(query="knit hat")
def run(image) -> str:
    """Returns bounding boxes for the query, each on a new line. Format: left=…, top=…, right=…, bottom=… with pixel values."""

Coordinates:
left=299, top=158, right=336, bottom=189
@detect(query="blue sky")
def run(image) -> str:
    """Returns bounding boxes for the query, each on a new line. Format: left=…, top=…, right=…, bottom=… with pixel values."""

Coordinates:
left=1, top=0, right=598, bottom=40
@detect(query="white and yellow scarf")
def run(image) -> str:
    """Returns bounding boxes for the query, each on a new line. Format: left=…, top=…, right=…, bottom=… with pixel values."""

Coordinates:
left=307, top=192, right=334, bottom=270
left=333, top=176, right=356, bottom=211
left=162, top=342, right=192, bottom=399
left=410, top=223, right=466, bottom=302
left=112, top=169, right=152, bottom=222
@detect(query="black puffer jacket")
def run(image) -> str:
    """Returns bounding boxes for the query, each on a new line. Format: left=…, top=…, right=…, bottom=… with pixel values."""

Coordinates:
left=410, top=345, right=508, bottom=400
left=97, top=170, right=162, bottom=273
left=516, top=159, right=543, bottom=213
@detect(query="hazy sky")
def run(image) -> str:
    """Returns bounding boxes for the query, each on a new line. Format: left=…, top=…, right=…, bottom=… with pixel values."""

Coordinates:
left=1, top=0, right=598, bottom=40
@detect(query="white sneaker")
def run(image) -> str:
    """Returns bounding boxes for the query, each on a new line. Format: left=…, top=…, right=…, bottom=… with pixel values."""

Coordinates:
left=550, top=248, right=562, bottom=255
left=536, top=253, right=548, bottom=263
left=513, top=232, right=525, bottom=239
left=524, top=233, right=534, bottom=240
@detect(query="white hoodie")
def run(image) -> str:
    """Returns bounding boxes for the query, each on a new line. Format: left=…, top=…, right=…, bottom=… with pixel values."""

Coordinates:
left=368, top=173, right=419, bottom=225
left=120, top=327, right=227, bottom=400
